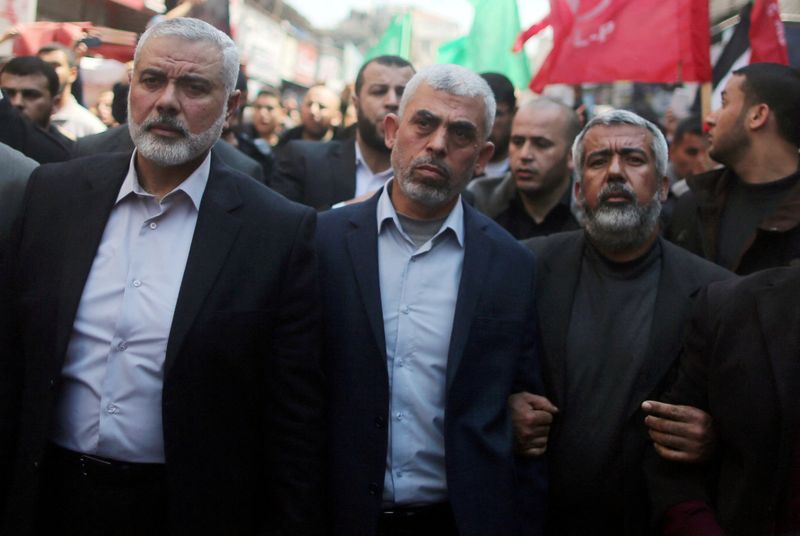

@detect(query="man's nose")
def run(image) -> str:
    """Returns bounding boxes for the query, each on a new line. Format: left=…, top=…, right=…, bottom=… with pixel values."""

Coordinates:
left=427, top=126, right=448, bottom=155
left=154, top=82, right=179, bottom=114
left=384, top=90, right=400, bottom=112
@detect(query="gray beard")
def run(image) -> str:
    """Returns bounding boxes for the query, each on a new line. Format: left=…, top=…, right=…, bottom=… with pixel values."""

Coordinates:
left=580, top=186, right=662, bottom=254
left=395, top=156, right=462, bottom=208
left=129, top=112, right=225, bottom=166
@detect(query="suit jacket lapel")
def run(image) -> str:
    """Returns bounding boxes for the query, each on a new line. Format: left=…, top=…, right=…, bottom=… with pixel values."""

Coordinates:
left=164, top=155, right=243, bottom=376
left=345, top=193, right=386, bottom=360
left=54, top=155, right=131, bottom=368
left=535, top=232, right=583, bottom=406
left=445, top=203, right=492, bottom=392
left=329, top=138, right=357, bottom=202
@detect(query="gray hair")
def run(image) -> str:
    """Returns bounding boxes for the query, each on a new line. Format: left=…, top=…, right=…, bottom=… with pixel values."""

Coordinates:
left=398, top=64, right=496, bottom=141
left=572, top=109, right=669, bottom=180
left=135, top=17, right=239, bottom=95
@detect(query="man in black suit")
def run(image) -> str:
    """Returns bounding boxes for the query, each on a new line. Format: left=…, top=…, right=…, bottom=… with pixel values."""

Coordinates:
left=317, top=64, right=547, bottom=536
left=72, top=123, right=266, bottom=184
left=645, top=266, right=800, bottom=535
left=0, top=17, right=324, bottom=535
left=272, top=55, right=415, bottom=210
left=511, top=110, right=732, bottom=535
left=0, top=61, right=72, bottom=163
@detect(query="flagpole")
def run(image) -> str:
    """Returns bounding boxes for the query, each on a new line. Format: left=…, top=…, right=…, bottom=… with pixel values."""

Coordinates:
left=700, top=82, right=712, bottom=122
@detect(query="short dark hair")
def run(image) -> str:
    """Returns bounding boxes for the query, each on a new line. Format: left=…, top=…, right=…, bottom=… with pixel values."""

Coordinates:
left=256, top=87, right=279, bottom=99
left=1, top=55, right=60, bottom=97
left=38, top=42, right=77, bottom=68
left=480, top=72, right=516, bottom=110
left=354, top=55, right=414, bottom=96
left=673, top=115, right=703, bottom=145
left=733, top=62, right=800, bottom=146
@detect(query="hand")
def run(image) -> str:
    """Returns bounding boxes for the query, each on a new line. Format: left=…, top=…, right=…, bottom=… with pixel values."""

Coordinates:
left=509, top=392, right=558, bottom=458
left=642, top=400, right=715, bottom=463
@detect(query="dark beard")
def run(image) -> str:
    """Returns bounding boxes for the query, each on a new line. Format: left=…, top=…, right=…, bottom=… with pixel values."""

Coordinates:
left=357, top=110, right=390, bottom=153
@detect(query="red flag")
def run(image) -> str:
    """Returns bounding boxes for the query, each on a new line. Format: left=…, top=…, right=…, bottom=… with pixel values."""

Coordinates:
left=527, top=0, right=711, bottom=93
left=749, top=0, right=788, bottom=64
left=513, top=14, right=551, bottom=53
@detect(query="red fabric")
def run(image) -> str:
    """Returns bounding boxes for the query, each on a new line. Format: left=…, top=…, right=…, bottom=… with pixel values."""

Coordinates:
left=11, top=22, right=90, bottom=56
left=661, top=500, right=726, bottom=536
left=528, top=0, right=711, bottom=93
left=749, top=0, right=789, bottom=65
left=10, top=22, right=136, bottom=63
left=513, top=14, right=551, bottom=53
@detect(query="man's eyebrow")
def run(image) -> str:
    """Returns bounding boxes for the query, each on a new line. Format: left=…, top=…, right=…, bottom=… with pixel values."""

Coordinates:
left=447, top=120, right=478, bottom=134
left=586, top=147, right=648, bottom=159
left=412, top=109, right=441, bottom=124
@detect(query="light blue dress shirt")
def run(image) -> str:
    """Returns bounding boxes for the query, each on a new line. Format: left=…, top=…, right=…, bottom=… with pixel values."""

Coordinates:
left=376, top=180, right=465, bottom=507
left=49, top=151, right=210, bottom=463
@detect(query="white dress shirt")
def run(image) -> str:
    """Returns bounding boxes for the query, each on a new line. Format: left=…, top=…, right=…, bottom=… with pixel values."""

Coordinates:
left=376, top=180, right=465, bottom=506
left=50, top=151, right=210, bottom=463
left=355, top=141, right=393, bottom=197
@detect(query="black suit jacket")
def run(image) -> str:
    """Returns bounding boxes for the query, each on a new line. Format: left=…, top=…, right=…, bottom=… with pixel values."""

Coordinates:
left=523, top=230, right=732, bottom=535
left=645, top=266, right=800, bottom=536
left=317, top=192, right=547, bottom=536
left=0, top=153, right=325, bottom=535
left=271, top=138, right=357, bottom=210
left=72, top=124, right=266, bottom=184
left=0, top=98, right=71, bottom=164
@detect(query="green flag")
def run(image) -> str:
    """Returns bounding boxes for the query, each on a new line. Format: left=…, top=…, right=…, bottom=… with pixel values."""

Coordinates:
left=365, top=13, right=412, bottom=61
left=436, top=0, right=530, bottom=89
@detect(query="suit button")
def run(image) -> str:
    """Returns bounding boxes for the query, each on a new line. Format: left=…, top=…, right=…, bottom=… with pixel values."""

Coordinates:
left=49, top=378, right=56, bottom=389
left=368, top=483, right=380, bottom=496
left=32, top=461, right=39, bottom=470
left=374, top=416, right=385, bottom=429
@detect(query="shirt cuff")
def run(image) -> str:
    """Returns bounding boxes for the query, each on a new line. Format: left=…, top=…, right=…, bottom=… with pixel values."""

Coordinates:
left=662, top=500, right=726, bottom=536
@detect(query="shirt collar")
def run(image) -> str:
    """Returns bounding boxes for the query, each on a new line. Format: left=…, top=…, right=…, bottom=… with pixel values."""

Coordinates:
left=355, top=140, right=393, bottom=179
left=376, top=178, right=465, bottom=248
left=116, top=150, right=211, bottom=209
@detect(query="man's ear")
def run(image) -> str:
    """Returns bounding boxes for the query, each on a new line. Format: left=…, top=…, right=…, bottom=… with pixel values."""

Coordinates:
left=226, top=90, right=241, bottom=122
left=473, top=141, right=495, bottom=176
left=384, top=113, right=400, bottom=150
left=574, top=179, right=583, bottom=201
left=658, top=174, right=669, bottom=202
left=747, top=102, right=770, bottom=131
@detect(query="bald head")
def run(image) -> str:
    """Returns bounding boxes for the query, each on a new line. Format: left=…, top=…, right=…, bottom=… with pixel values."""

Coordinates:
left=509, top=98, right=580, bottom=196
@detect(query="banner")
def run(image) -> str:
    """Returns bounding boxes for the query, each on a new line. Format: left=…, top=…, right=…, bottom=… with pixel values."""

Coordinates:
left=518, top=0, right=712, bottom=92
left=365, top=12, right=412, bottom=61
left=436, top=0, right=530, bottom=89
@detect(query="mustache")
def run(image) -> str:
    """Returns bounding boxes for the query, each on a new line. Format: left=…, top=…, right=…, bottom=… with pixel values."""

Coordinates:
left=142, top=114, right=188, bottom=137
left=597, top=182, right=636, bottom=204
left=411, top=156, right=451, bottom=178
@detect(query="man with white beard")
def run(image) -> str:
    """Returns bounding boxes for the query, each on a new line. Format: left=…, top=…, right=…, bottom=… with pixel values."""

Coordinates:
left=509, top=110, right=732, bottom=535
left=0, top=17, right=325, bottom=535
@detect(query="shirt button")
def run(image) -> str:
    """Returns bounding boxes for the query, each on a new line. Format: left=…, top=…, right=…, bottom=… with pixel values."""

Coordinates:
left=132, top=279, right=142, bottom=288
left=106, top=404, right=119, bottom=414
left=397, top=360, right=404, bottom=368
left=149, top=222, right=158, bottom=230
left=118, top=341, right=128, bottom=351
left=395, top=412, right=403, bottom=421
left=395, top=470, right=403, bottom=478
left=401, top=306, right=410, bottom=315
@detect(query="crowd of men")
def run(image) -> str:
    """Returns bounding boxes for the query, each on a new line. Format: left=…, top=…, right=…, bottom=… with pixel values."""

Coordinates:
left=0, top=15, right=799, bottom=536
